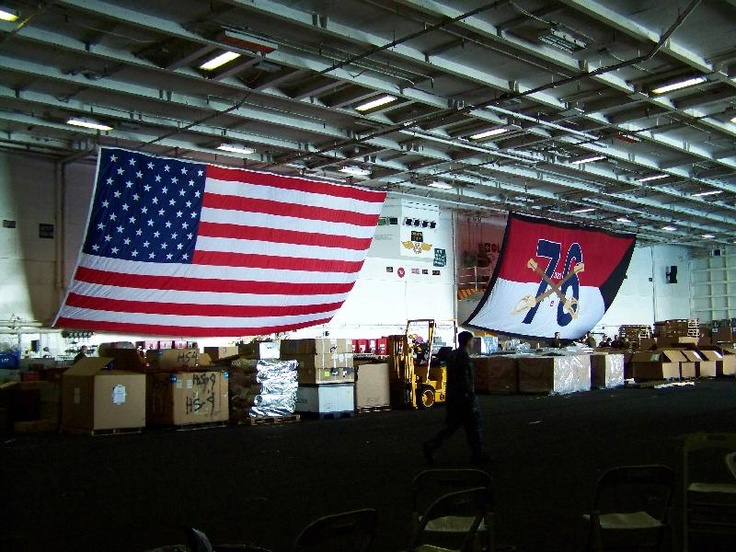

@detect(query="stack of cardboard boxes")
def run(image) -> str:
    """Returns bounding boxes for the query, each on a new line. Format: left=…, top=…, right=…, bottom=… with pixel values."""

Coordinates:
left=281, top=338, right=356, bottom=416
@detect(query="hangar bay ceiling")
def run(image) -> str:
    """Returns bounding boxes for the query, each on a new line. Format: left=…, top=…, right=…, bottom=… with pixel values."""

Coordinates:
left=1, top=0, right=736, bottom=251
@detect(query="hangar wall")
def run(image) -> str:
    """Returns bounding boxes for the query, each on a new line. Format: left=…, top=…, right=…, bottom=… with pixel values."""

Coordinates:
left=0, top=150, right=707, bottom=356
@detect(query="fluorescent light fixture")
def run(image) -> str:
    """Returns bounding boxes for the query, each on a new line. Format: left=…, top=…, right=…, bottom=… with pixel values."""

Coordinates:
left=692, top=189, right=722, bottom=197
left=0, top=7, right=18, bottom=21
left=469, top=128, right=508, bottom=140
left=355, top=95, right=397, bottom=112
left=616, top=217, right=632, bottom=223
left=570, top=208, right=595, bottom=214
left=339, top=166, right=371, bottom=177
left=199, top=51, right=241, bottom=71
left=428, top=180, right=453, bottom=190
left=637, top=174, right=668, bottom=183
left=538, top=25, right=588, bottom=53
left=217, top=143, right=254, bottom=155
left=662, top=225, right=676, bottom=231
left=66, top=117, right=113, bottom=131
left=569, top=155, right=606, bottom=165
left=651, top=76, right=706, bottom=95
left=702, top=233, right=715, bottom=239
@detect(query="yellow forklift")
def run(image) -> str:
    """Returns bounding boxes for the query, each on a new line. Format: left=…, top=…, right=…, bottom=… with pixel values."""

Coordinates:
left=387, top=319, right=449, bottom=409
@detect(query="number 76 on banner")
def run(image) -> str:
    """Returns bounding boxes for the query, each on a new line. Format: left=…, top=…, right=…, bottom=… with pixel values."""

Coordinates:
left=512, top=240, right=584, bottom=326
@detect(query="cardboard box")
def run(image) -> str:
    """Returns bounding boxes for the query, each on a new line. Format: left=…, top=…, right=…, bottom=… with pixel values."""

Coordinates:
left=147, top=370, right=229, bottom=426
left=145, top=348, right=198, bottom=371
left=203, top=346, right=240, bottom=361
left=355, top=362, right=390, bottom=409
left=679, top=350, right=716, bottom=378
left=697, top=346, right=736, bottom=376
left=61, top=357, right=146, bottom=431
left=296, top=383, right=354, bottom=414
left=238, top=341, right=280, bottom=360
left=288, top=353, right=355, bottom=385
left=630, top=349, right=688, bottom=381
left=97, top=341, right=136, bottom=357
left=473, top=356, right=518, bottom=394
left=517, top=355, right=591, bottom=394
left=281, top=338, right=353, bottom=356
left=654, top=336, right=699, bottom=348
left=103, top=348, right=148, bottom=372
left=590, top=353, right=625, bottom=388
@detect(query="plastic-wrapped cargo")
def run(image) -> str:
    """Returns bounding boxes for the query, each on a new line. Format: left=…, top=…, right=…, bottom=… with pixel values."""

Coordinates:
left=517, top=354, right=591, bottom=394
left=229, top=358, right=298, bottom=419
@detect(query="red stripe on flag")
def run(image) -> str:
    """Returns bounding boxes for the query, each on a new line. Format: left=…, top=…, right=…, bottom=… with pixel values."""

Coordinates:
left=54, top=316, right=335, bottom=337
left=206, top=165, right=384, bottom=203
left=197, top=221, right=373, bottom=250
left=192, top=251, right=364, bottom=272
left=73, top=266, right=356, bottom=295
left=64, top=293, right=342, bottom=317
left=202, top=193, right=381, bottom=226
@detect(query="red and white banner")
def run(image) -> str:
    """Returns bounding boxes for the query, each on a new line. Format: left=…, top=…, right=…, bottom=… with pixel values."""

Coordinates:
left=465, top=213, right=636, bottom=340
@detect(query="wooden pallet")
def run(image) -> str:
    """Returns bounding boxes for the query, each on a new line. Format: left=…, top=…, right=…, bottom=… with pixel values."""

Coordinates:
left=357, top=404, right=391, bottom=413
left=241, top=414, right=301, bottom=426
left=14, top=419, right=59, bottom=433
left=300, top=410, right=355, bottom=420
left=60, top=425, right=143, bottom=437
left=169, top=421, right=228, bottom=432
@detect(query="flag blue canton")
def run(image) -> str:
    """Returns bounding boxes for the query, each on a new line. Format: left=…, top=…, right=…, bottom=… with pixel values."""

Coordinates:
left=83, top=150, right=206, bottom=263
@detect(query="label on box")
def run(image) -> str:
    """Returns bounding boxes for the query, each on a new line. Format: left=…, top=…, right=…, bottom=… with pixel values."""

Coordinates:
left=74, top=387, right=81, bottom=404
left=112, top=384, right=126, bottom=405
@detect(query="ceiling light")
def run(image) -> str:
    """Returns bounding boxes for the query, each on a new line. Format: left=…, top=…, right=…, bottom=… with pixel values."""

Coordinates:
left=570, top=208, right=595, bottom=214
left=339, top=166, right=371, bottom=177
left=217, top=143, right=254, bottom=155
left=616, top=217, right=632, bottom=223
left=637, top=174, right=668, bottom=183
left=651, top=76, right=707, bottom=95
left=469, top=128, right=508, bottom=140
left=692, top=189, right=722, bottom=197
left=199, top=51, right=241, bottom=71
left=538, top=25, right=588, bottom=53
left=66, top=117, right=113, bottom=131
left=731, top=115, right=736, bottom=124
left=662, top=225, right=676, bottom=231
left=569, top=155, right=606, bottom=165
left=355, top=95, right=397, bottom=112
left=428, top=181, right=453, bottom=190
left=702, top=233, right=715, bottom=239
left=0, top=7, right=19, bottom=21
left=217, top=29, right=278, bottom=54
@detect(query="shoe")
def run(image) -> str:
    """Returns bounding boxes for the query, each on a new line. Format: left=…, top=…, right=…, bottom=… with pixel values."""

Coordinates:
left=422, top=442, right=435, bottom=465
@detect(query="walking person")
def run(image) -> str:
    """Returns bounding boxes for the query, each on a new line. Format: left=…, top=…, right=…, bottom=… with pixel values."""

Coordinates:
left=422, top=330, right=492, bottom=465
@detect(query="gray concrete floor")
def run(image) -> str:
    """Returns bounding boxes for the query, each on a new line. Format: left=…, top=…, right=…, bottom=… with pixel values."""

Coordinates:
left=2, top=379, right=736, bottom=552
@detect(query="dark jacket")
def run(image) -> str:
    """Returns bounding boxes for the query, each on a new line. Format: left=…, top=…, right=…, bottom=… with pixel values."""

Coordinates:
left=445, top=348, right=475, bottom=404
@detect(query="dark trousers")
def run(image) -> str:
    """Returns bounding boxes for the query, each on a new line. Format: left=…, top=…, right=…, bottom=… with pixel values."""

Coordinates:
left=425, top=396, right=485, bottom=458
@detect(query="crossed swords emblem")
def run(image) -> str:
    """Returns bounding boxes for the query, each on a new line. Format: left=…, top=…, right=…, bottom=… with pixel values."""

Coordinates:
left=511, top=258, right=584, bottom=318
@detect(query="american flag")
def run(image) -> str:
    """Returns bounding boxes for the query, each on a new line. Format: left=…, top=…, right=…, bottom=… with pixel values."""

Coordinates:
left=54, top=147, right=386, bottom=337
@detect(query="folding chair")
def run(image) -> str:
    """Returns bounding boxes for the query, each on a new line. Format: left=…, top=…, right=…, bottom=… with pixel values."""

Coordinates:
left=681, top=432, right=736, bottom=551
left=410, top=469, right=495, bottom=552
left=726, top=451, right=736, bottom=481
left=408, top=487, right=490, bottom=552
left=186, top=526, right=273, bottom=552
left=291, top=508, right=378, bottom=552
left=582, top=464, right=676, bottom=551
